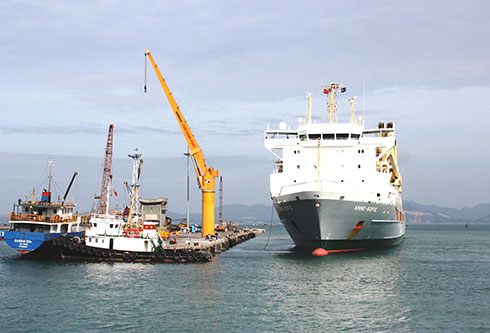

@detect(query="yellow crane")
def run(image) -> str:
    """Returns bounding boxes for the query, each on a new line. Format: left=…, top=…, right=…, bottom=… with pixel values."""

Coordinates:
left=145, top=50, right=219, bottom=237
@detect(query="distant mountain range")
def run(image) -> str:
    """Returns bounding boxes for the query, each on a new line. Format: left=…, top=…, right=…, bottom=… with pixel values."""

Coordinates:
left=403, top=201, right=490, bottom=224
left=169, top=201, right=490, bottom=225
left=2, top=201, right=489, bottom=225
left=168, top=203, right=279, bottom=225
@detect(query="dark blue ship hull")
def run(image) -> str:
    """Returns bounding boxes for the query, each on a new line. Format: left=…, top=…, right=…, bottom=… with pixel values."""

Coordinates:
left=3, top=231, right=83, bottom=258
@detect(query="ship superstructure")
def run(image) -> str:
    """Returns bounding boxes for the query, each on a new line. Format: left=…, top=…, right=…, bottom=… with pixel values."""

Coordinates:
left=3, top=158, right=86, bottom=257
left=265, top=84, right=405, bottom=250
left=69, top=144, right=172, bottom=259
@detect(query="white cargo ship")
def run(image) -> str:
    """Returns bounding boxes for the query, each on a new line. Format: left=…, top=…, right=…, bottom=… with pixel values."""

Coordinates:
left=264, top=83, right=405, bottom=250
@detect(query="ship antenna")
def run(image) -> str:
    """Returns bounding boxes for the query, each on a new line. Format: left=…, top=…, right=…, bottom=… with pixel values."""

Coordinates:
left=322, top=83, right=344, bottom=124
left=329, top=84, right=336, bottom=124
left=362, top=80, right=366, bottom=125
left=47, top=157, right=55, bottom=193
left=307, top=92, right=313, bottom=124
left=128, top=148, right=143, bottom=223
left=349, top=96, right=357, bottom=124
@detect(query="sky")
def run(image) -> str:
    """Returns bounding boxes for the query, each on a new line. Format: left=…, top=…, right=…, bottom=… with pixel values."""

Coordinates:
left=1, top=0, right=489, bottom=215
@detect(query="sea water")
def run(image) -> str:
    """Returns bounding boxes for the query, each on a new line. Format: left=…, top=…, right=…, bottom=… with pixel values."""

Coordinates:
left=1, top=224, right=489, bottom=332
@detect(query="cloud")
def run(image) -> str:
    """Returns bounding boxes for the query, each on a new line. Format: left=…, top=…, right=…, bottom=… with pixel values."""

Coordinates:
left=0, top=152, right=273, bottom=215
left=0, top=123, right=105, bottom=135
left=1, top=0, right=489, bottom=208
left=0, top=122, right=185, bottom=136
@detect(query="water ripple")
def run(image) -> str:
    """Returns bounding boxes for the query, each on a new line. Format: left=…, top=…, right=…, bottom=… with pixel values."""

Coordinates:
left=1, top=225, right=489, bottom=332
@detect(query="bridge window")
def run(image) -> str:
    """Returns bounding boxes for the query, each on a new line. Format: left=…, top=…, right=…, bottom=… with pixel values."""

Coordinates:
left=323, top=134, right=335, bottom=140
left=337, top=133, right=349, bottom=140
left=308, top=134, right=321, bottom=140
left=352, top=134, right=360, bottom=139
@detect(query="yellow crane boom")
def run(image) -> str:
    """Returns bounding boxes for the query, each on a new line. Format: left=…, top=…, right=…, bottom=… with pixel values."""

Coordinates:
left=145, top=50, right=219, bottom=237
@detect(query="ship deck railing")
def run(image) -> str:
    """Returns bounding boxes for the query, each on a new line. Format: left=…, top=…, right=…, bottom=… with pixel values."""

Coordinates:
left=9, top=213, right=89, bottom=224
left=17, top=200, right=76, bottom=208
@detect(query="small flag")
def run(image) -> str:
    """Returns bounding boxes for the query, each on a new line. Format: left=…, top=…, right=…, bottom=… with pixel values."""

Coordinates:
left=114, top=189, right=118, bottom=197
left=323, top=88, right=330, bottom=94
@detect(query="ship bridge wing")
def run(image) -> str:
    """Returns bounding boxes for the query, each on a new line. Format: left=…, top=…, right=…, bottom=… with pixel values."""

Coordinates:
left=264, top=130, right=298, bottom=155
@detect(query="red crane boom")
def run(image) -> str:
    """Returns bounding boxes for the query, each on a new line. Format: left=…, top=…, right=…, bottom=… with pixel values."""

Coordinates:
left=98, top=124, right=114, bottom=215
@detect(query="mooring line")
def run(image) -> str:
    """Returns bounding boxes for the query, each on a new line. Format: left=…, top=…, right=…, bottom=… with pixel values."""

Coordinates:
left=263, top=202, right=274, bottom=250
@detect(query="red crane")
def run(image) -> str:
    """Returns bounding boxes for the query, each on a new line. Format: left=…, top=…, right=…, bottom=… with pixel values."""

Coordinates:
left=98, top=124, right=114, bottom=215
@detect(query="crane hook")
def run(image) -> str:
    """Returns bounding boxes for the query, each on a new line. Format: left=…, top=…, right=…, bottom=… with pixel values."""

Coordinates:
left=144, top=51, right=147, bottom=93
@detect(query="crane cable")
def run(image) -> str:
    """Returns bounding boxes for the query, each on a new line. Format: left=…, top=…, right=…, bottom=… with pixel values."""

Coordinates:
left=144, top=51, right=147, bottom=93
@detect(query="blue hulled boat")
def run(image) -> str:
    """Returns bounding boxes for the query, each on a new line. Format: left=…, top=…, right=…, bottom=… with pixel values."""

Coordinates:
left=3, top=159, right=87, bottom=258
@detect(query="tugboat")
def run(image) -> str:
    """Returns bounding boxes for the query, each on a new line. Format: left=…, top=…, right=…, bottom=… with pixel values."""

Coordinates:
left=264, top=84, right=405, bottom=251
left=69, top=147, right=167, bottom=259
left=3, top=158, right=86, bottom=258
left=55, top=125, right=213, bottom=263
left=57, top=147, right=212, bottom=263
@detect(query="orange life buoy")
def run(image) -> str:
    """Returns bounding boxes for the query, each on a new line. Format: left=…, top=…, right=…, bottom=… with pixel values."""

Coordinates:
left=53, top=215, right=60, bottom=223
